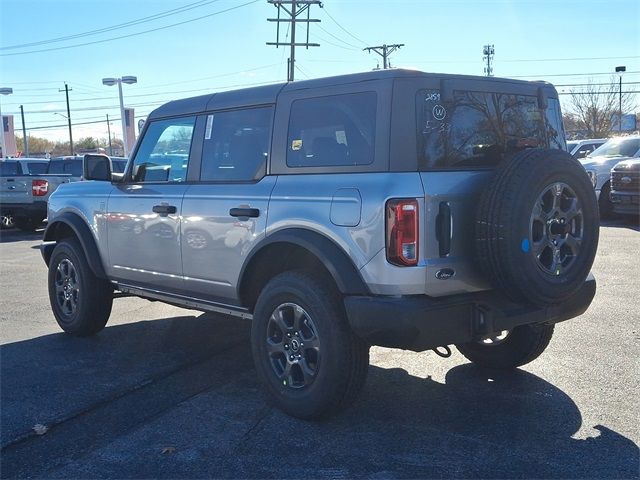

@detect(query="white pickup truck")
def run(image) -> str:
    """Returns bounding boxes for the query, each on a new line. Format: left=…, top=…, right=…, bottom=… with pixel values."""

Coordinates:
left=580, top=136, right=640, bottom=218
left=0, top=156, right=127, bottom=231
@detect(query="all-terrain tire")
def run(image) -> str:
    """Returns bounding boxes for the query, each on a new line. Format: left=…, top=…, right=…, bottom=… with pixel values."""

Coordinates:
left=48, top=238, right=114, bottom=336
left=456, top=323, right=555, bottom=369
left=475, top=148, right=599, bottom=306
left=251, top=270, right=369, bottom=419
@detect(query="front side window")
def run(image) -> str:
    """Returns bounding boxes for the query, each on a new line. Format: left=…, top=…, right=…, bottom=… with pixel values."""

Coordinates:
left=200, top=107, right=272, bottom=182
left=131, top=117, right=196, bottom=182
left=287, top=92, right=377, bottom=168
left=417, top=90, right=558, bottom=168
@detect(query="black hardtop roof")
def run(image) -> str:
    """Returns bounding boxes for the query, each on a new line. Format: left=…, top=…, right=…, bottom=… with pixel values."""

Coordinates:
left=148, top=68, right=556, bottom=120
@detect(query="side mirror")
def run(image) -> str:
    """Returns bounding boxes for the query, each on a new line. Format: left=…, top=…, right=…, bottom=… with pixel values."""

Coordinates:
left=83, top=154, right=112, bottom=181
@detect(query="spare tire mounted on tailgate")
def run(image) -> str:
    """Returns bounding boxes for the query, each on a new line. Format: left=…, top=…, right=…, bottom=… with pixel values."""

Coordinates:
left=475, top=148, right=599, bottom=306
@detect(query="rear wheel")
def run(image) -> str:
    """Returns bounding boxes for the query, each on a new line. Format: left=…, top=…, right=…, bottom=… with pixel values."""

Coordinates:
left=251, top=270, right=369, bottom=419
left=455, top=323, right=555, bottom=369
left=48, top=238, right=114, bottom=336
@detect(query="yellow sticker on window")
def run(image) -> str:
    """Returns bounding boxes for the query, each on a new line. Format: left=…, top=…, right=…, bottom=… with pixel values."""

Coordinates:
left=291, top=139, right=302, bottom=151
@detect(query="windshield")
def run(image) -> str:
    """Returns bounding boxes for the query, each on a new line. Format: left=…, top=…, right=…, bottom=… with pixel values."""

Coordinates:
left=590, top=137, right=640, bottom=158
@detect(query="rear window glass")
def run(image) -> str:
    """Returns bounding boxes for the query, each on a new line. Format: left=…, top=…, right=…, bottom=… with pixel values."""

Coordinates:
left=26, top=162, right=48, bottom=174
left=0, top=161, right=20, bottom=176
left=417, top=90, right=564, bottom=168
left=287, top=92, right=376, bottom=168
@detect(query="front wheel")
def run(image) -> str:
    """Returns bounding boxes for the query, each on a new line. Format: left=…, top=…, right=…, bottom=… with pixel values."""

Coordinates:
left=251, top=270, right=369, bottom=419
left=455, top=323, right=555, bottom=369
left=48, top=238, right=114, bottom=336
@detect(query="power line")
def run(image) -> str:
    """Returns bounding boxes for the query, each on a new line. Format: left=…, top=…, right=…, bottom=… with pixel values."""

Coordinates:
left=321, top=6, right=368, bottom=46
left=0, top=0, right=222, bottom=51
left=0, top=1, right=260, bottom=57
left=315, top=24, right=361, bottom=50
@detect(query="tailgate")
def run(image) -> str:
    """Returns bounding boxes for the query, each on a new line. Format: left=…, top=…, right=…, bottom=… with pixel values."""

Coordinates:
left=0, top=177, right=31, bottom=204
left=420, top=171, right=493, bottom=296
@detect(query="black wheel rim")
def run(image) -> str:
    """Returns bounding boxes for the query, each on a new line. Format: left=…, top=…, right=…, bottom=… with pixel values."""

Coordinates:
left=266, top=302, right=320, bottom=389
left=54, top=259, right=80, bottom=316
left=529, top=182, right=584, bottom=276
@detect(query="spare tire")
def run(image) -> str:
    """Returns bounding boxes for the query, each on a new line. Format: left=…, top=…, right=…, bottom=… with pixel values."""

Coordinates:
left=475, top=148, right=599, bottom=306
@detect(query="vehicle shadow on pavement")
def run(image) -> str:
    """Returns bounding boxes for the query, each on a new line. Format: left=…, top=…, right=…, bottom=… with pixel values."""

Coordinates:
left=1, top=313, right=637, bottom=479
left=601, top=217, right=640, bottom=231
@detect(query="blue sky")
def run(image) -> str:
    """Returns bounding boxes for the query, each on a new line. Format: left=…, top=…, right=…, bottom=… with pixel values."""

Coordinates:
left=1, top=0, right=638, bottom=143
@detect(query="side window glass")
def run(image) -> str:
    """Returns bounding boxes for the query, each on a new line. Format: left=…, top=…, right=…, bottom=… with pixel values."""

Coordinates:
left=200, top=107, right=272, bottom=181
left=287, top=92, right=377, bottom=167
left=27, top=162, right=48, bottom=175
left=131, top=117, right=196, bottom=182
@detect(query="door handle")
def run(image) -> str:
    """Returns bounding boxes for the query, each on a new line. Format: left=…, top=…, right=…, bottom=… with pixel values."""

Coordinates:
left=229, top=207, right=260, bottom=218
left=435, top=201, right=452, bottom=257
left=152, top=204, right=177, bottom=216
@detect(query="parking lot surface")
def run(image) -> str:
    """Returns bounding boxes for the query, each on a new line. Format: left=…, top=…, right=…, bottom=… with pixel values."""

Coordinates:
left=1, top=221, right=639, bottom=479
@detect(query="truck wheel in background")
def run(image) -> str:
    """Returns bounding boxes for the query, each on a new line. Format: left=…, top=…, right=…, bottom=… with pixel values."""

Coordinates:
left=0, top=215, right=15, bottom=230
left=48, top=238, right=114, bottom=336
left=475, top=148, right=599, bottom=307
left=598, top=181, right=616, bottom=220
left=455, top=323, right=555, bottom=369
left=251, top=270, right=369, bottom=419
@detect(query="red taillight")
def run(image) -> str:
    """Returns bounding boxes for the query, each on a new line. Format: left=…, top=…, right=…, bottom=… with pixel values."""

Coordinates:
left=386, top=198, right=419, bottom=266
left=32, top=179, right=48, bottom=197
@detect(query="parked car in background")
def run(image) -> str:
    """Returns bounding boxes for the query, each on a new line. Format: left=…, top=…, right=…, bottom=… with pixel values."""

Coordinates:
left=0, top=158, right=50, bottom=230
left=567, top=138, right=607, bottom=159
left=610, top=158, right=640, bottom=217
left=580, top=136, right=640, bottom=218
left=0, top=155, right=128, bottom=231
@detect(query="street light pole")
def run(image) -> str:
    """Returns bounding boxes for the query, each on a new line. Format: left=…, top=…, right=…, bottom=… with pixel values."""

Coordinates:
left=615, top=66, right=626, bottom=133
left=106, top=114, right=113, bottom=156
left=0, top=87, right=13, bottom=158
left=102, top=76, right=137, bottom=157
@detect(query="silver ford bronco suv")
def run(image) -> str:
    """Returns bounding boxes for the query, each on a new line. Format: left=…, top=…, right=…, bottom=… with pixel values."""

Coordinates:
left=42, top=70, right=598, bottom=419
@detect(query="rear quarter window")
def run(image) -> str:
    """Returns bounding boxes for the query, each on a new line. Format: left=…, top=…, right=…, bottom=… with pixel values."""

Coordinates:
left=286, top=92, right=377, bottom=168
left=0, top=161, right=20, bottom=176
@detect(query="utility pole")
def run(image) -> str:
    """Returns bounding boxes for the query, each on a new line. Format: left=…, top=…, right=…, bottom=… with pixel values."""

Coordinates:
left=483, top=44, right=495, bottom=76
left=267, top=0, right=321, bottom=82
left=59, top=83, right=73, bottom=155
left=106, top=114, right=113, bottom=156
left=363, top=44, right=404, bottom=69
left=19, top=105, right=28, bottom=157
left=615, top=65, right=626, bottom=132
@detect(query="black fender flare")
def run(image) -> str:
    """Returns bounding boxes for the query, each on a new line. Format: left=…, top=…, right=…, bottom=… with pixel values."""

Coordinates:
left=238, top=228, right=370, bottom=298
left=42, top=212, right=108, bottom=279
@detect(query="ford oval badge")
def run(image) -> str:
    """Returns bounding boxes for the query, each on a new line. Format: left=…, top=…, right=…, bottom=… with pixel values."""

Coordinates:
left=435, top=268, right=455, bottom=280
left=621, top=176, right=632, bottom=184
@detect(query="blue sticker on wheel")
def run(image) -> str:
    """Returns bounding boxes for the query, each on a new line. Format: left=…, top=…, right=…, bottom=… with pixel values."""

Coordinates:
left=521, top=238, right=530, bottom=252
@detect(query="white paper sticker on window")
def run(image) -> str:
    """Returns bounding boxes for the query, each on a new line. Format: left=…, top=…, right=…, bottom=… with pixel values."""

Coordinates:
left=205, top=114, right=214, bottom=140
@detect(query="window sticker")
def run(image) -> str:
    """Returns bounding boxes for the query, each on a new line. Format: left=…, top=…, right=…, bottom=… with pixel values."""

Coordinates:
left=291, top=139, right=302, bottom=151
left=205, top=114, right=214, bottom=140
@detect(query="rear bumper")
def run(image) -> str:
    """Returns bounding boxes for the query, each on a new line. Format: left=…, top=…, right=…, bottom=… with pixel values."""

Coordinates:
left=0, top=201, right=47, bottom=219
left=344, top=274, right=596, bottom=352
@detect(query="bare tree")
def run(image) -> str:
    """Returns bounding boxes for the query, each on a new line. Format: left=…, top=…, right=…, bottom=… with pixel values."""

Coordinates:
left=566, top=77, right=636, bottom=138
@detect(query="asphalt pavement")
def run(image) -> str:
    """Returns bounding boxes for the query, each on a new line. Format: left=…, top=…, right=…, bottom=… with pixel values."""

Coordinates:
left=0, top=220, right=638, bottom=479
